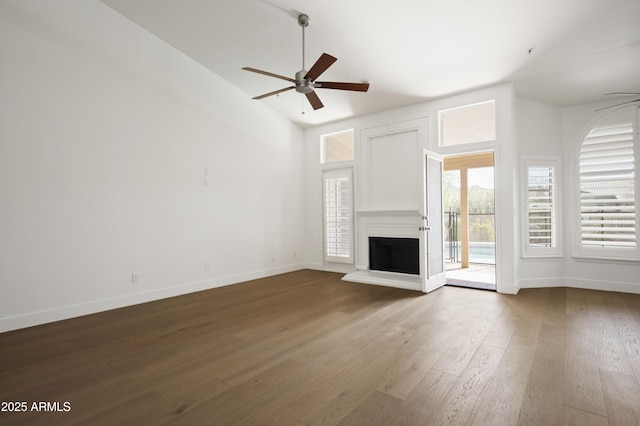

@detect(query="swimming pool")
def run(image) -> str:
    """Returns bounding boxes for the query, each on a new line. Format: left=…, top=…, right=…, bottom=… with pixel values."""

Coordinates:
left=444, top=242, right=495, bottom=264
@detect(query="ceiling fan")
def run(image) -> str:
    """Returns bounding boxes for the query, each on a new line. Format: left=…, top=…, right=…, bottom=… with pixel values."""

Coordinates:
left=595, top=92, right=640, bottom=112
left=242, top=14, right=369, bottom=110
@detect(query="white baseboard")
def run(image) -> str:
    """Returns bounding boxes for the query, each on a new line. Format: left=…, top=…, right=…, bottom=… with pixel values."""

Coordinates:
left=0, top=263, right=305, bottom=333
left=518, top=276, right=640, bottom=294
left=302, top=261, right=324, bottom=271
left=516, top=277, right=564, bottom=290
left=563, top=277, right=640, bottom=294
left=7, top=267, right=639, bottom=333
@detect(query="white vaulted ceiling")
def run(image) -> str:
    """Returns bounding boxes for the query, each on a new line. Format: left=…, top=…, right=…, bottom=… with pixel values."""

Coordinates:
left=101, top=0, right=640, bottom=127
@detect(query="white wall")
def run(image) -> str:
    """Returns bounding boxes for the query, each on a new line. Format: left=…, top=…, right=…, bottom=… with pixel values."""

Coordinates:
left=304, top=84, right=519, bottom=294
left=514, top=98, right=640, bottom=294
left=305, top=88, right=640, bottom=295
left=0, top=0, right=305, bottom=332
left=514, top=98, right=565, bottom=288
left=2, top=2, right=636, bottom=333
left=558, top=103, right=640, bottom=294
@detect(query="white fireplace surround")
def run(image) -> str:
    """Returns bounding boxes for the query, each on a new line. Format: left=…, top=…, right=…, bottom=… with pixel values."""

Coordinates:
left=341, top=118, right=433, bottom=292
left=342, top=210, right=424, bottom=291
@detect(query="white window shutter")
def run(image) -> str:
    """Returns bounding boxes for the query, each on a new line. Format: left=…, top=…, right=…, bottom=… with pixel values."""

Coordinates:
left=579, top=120, right=636, bottom=249
left=323, top=169, right=354, bottom=263
left=528, top=165, right=556, bottom=247
left=523, top=158, right=560, bottom=257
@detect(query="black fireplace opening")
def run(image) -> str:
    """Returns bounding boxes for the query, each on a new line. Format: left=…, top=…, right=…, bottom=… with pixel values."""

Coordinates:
left=369, top=237, right=419, bottom=275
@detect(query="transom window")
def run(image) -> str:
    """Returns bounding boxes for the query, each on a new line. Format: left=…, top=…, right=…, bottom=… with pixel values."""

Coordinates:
left=439, top=100, right=496, bottom=147
left=321, top=129, right=354, bottom=164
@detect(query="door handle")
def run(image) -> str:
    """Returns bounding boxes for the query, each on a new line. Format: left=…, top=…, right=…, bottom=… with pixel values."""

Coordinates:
left=420, top=215, right=430, bottom=231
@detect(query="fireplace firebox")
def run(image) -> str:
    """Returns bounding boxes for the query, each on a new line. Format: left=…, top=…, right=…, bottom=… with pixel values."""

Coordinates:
left=369, top=237, right=419, bottom=275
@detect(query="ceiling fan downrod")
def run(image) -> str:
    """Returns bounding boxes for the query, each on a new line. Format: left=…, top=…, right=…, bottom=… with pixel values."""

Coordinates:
left=298, top=14, right=309, bottom=71
left=295, top=14, right=314, bottom=94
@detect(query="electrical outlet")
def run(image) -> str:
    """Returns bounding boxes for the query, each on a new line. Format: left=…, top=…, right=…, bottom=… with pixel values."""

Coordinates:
left=131, top=272, right=139, bottom=284
left=205, top=261, right=212, bottom=271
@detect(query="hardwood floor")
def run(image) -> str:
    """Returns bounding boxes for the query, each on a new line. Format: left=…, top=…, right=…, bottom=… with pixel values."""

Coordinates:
left=1, top=270, right=640, bottom=425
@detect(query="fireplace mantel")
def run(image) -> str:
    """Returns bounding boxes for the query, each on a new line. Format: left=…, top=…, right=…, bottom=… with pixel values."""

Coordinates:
left=343, top=210, right=424, bottom=292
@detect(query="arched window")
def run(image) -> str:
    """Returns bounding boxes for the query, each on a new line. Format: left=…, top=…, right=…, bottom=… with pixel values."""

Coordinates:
left=577, top=106, right=639, bottom=260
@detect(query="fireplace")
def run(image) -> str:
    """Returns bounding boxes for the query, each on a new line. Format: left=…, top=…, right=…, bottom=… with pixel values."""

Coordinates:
left=342, top=210, right=426, bottom=292
left=369, top=237, right=419, bottom=275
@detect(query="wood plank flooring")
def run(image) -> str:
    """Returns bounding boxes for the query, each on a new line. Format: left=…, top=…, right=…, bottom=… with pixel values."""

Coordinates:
left=1, top=269, right=640, bottom=425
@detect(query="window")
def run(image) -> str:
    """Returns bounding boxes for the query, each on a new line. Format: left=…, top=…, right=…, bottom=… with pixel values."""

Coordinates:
left=321, top=129, right=354, bottom=163
left=523, top=159, right=560, bottom=257
left=323, top=168, right=354, bottom=263
left=439, top=101, right=496, bottom=147
left=577, top=106, right=638, bottom=259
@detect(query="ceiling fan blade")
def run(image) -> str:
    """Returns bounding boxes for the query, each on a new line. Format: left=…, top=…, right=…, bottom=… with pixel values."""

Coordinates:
left=304, top=53, right=337, bottom=81
left=605, top=92, right=640, bottom=96
left=305, top=91, right=324, bottom=110
left=315, top=81, right=370, bottom=92
left=242, top=67, right=295, bottom=83
left=595, top=98, right=640, bottom=112
left=253, top=86, right=295, bottom=100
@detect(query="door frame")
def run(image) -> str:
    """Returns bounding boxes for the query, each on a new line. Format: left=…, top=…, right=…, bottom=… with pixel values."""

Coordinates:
left=442, top=150, right=497, bottom=290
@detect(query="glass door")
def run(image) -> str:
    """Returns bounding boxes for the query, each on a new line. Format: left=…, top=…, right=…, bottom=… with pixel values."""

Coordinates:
left=420, top=150, right=446, bottom=292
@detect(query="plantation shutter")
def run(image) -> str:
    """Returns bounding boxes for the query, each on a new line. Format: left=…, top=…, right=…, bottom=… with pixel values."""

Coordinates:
left=324, top=169, right=353, bottom=262
left=527, top=165, right=556, bottom=248
left=579, top=115, right=636, bottom=248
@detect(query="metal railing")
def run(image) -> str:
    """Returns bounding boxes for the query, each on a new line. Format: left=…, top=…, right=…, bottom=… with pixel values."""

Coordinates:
left=445, top=208, right=496, bottom=264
